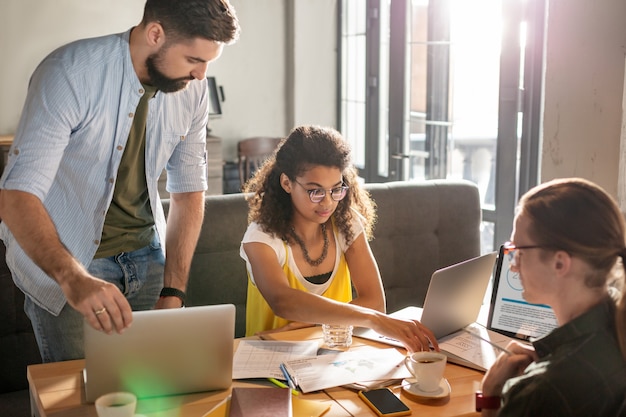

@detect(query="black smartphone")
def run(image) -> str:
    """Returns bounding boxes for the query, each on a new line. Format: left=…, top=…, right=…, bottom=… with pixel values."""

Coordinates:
left=358, top=388, right=412, bottom=417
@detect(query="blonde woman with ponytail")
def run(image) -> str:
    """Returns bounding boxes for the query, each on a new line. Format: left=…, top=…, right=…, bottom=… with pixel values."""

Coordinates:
left=479, top=178, right=626, bottom=416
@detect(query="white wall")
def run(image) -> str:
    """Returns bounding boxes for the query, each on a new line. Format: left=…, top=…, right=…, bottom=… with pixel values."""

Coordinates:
left=288, top=0, right=338, bottom=129
left=206, top=0, right=289, bottom=160
left=541, top=0, right=626, bottom=199
left=201, top=0, right=338, bottom=160
left=0, top=0, right=145, bottom=133
left=0, top=0, right=338, bottom=162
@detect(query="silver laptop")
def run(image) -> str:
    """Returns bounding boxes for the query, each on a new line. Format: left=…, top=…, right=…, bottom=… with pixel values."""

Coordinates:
left=84, top=304, right=235, bottom=402
left=354, top=251, right=497, bottom=343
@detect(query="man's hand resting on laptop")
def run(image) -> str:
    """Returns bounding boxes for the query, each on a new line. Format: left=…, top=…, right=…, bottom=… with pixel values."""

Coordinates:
left=372, top=315, right=439, bottom=353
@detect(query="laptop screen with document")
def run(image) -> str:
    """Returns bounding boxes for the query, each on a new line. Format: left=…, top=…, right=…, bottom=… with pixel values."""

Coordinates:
left=486, top=245, right=558, bottom=341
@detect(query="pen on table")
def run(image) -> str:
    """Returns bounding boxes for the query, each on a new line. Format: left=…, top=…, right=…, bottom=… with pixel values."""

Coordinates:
left=462, top=328, right=513, bottom=356
left=279, top=362, right=298, bottom=391
left=281, top=362, right=299, bottom=387
left=267, top=377, right=299, bottom=395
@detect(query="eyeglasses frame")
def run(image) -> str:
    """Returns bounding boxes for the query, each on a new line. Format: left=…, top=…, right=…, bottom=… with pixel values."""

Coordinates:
left=502, top=241, right=553, bottom=267
left=293, top=179, right=349, bottom=203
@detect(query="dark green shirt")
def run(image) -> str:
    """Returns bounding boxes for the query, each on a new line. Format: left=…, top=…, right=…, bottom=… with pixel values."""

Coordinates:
left=95, top=85, right=157, bottom=258
left=500, top=296, right=626, bottom=416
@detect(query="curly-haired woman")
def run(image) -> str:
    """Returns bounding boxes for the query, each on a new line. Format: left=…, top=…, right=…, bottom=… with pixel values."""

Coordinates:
left=240, top=125, right=436, bottom=353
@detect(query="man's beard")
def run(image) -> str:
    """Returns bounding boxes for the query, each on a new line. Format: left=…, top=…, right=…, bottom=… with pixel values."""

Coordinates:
left=146, top=48, right=194, bottom=93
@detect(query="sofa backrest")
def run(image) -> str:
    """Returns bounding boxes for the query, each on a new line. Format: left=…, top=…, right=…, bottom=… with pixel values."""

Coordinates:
left=365, top=180, right=481, bottom=313
left=170, top=193, right=250, bottom=337
left=163, top=179, right=482, bottom=338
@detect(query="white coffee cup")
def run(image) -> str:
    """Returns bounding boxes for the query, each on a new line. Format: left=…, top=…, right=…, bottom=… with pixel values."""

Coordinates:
left=404, top=351, right=447, bottom=392
left=322, top=324, right=353, bottom=348
left=95, top=391, right=137, bottom=417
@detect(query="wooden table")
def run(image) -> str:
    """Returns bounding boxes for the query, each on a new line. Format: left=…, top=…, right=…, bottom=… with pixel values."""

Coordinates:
left=28, top=327, right=483, bottom=417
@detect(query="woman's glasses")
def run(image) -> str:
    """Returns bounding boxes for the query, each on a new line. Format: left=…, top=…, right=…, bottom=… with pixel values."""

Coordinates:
left=294, top=180, right=349, bottom=203
left=502, top=241, right=548, bottom=267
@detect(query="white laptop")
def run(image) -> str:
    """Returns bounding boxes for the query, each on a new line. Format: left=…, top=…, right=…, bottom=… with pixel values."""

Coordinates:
left=354, top=251, right=497, bottom=343
left=84, top=304, right=235, bottom=402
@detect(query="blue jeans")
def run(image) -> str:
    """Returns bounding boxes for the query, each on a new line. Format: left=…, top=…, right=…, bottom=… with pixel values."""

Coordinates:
left=25, top=233, right=165, bottom=362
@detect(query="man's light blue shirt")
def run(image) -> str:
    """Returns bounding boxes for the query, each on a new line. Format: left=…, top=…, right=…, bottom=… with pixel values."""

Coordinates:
left=0, top=30, right=208, bottom=315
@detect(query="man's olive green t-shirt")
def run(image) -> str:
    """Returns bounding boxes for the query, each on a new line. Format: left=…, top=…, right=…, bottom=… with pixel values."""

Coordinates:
left=95, top=85, right=157, bottom=258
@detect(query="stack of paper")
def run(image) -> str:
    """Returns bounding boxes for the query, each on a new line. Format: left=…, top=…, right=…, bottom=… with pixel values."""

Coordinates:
left=232, top=340, right=411, bottom=394
left=283, top=346, right=411, bottom=393
left=232, top=340, right=319, bottom=380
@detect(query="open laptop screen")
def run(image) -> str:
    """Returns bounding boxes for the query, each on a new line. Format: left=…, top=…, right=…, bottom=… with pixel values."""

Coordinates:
left=486, top=245, right=558, bottom=341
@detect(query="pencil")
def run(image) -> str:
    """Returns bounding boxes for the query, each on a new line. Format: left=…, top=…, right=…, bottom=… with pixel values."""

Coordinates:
left=462, top=328, right=513, bottom=355
left=267, top=378, right=299, bottom=396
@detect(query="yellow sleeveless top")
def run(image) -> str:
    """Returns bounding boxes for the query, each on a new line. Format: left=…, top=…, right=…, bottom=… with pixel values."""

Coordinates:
left=245, top=238, right=353, bottom=336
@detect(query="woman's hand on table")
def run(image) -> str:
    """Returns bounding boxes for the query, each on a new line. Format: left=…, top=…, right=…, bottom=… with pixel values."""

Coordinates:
left=373, top=315, right=439, bottom=353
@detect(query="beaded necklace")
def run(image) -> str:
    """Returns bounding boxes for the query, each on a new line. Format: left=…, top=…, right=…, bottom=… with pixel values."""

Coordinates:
left=290, top=223, right=329, bottom=266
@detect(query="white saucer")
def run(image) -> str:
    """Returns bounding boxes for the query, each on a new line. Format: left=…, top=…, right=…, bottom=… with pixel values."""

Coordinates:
left=401, top=377, right=451, bottom=399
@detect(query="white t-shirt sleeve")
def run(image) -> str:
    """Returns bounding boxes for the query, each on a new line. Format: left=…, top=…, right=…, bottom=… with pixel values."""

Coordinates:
left=240, top=222, right=286, bottom=285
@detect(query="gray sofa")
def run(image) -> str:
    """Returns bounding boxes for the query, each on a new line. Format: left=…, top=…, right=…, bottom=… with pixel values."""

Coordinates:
left=176, top=179, right=482, bottom=337
left=0, top=179, right=481, bottom=415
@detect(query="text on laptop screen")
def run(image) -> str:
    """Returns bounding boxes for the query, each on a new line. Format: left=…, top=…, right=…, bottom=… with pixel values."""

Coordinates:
left=488, top=246, right=558, bottom=340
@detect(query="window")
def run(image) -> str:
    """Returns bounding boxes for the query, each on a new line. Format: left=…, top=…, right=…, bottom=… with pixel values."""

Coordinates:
left=340, top=0, right=546, bottom=252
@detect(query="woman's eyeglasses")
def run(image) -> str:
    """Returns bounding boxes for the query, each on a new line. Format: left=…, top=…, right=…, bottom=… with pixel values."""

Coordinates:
left=294, top=180, right=349, bottom=203
left=502, top=241, right=549, bottom=267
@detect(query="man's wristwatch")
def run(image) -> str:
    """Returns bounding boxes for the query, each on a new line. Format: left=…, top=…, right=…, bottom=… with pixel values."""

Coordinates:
left=159, top=287, right=186, bottom=307
left=475, top=391, right=501, bottom=411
